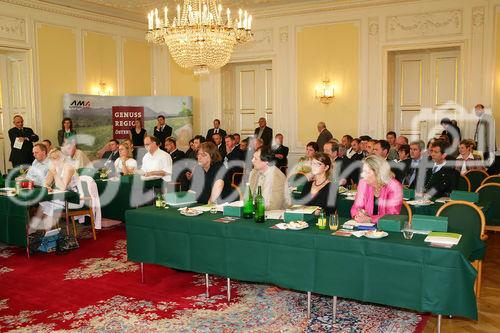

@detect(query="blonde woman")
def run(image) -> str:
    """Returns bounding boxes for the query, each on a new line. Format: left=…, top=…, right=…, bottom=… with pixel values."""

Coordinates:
left=455, top=139, right=483, bottom=175
left=31, top=148, right=84, bottom=231
left=350, top=155, right=403, bottom=223
left=114, top=143, right=137, bottom=175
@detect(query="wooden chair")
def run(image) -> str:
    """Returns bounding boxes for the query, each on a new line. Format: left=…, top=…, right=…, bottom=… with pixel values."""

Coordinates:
left=480, top=174, right=500, bottom=187
left=401, top=200, right=413, bottom=225
left=475, top=183, right=500, bottom=232
left=464, top=170, right=489, bottom=192
left=457, top=174, right=471, bottom=192
left=61, top=179, right=97, bottom=241
left=231, top=172, right=244, bottom=186
left=231, top=184, right=243, bottom=201
left=436, top=201, right=487, bottom=297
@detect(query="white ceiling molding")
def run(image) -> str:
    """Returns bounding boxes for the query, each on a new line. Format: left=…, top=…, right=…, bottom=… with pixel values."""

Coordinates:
left=2, top=0, right=145, bottom=29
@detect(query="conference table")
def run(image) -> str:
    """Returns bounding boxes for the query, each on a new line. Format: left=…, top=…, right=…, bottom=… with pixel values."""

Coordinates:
left=126, top=206, right=483, bottom=324
left=0, top=188, right=80, bottom=254
left=94, top=175, right=165, bottom=221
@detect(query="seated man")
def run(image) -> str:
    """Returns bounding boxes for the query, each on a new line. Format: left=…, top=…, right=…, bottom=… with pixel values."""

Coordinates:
left=25, top=143, right=49, bottom=186
left=165, top=136, right=185, bottom=163
left=272, top=133, right=289, bottom=173
left=41, top=139, right=52, bottom=153
left=223, top=134, right=244, bottom=185
left=420, top=139, right=458, bottom=198
left=62, top=139, right=93, bottom=170
left=141, top=135, right=172, bottom=182
left=101, top=139, right=120, bottom=164
left=248, top=146, right=287, bottom=210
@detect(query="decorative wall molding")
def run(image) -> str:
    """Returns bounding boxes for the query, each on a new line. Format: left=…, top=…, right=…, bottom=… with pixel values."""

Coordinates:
left=386, top=9, right=463, bottom=40
left=234, top=29, right=273, bottom=55
left=279, top=27, right=288, bottom=43
left=472, top=6, right=485, bottom=28
left=368, top=17, right=379, bottom=37
left=0, top=15, right=26, bottom=42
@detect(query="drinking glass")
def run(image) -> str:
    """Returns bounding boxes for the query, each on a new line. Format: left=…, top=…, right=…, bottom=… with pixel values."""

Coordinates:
left=329, top=214, right=339, bottom=231
left=402, top=222, right=414, bottom=240
left=210, top=205, right=218, bottom=214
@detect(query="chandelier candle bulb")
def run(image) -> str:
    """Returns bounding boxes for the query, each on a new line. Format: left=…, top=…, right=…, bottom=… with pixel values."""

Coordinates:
left=177, top=4, right=181, bottom=22
left=164, top=7, right=168, bottom=27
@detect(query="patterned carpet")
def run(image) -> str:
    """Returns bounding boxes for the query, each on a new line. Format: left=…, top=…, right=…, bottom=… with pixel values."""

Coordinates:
left=0, top=225, right=428, bottom=332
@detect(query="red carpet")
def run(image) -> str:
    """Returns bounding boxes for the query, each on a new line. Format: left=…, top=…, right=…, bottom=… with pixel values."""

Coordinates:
left=0, top=226, right=428, bottom=332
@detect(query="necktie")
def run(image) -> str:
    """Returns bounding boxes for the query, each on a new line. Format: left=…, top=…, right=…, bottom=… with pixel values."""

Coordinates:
left=409, top=168, right=417, bottom=185
left=432, top=165, right=438, bottom=174
left=215, top=128, right=218, bottom=134
left=474, top=119, right=481, bottom=142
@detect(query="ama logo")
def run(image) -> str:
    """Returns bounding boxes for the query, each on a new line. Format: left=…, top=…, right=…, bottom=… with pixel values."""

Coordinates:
left=70, top=100, right=91, bottom=108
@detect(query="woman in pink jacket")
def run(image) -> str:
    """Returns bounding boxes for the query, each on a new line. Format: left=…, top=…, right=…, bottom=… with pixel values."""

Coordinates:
left=351, top=155, right=403, bottom=223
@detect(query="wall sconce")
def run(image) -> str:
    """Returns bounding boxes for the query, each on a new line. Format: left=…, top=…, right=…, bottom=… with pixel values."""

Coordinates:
left=315, top=80, right=334, bottom=104
left=92, top=81, right=113, bottom=96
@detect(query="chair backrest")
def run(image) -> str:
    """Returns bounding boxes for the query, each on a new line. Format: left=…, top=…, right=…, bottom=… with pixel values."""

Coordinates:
left=400, top=200, right=413, bottom=225
left=231, top=184, right=243, bottom=201
left=436, top=201, right=485, bottom=250
left=288, top=172, right=308, bottom=189
left=465, top=170, right=489, bottom=192
left=457, top=174, right=471, bottom=192
left=231, top=172, right=243, bottom=186
left=480, top=175, right=500, bottom=186
left=475, top=183, right=500, bottom=222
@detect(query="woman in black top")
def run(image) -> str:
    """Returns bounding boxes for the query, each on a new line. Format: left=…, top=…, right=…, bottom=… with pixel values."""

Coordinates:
left=298, top=152, right=337, bottom=215
left=189, top=142, right=225, bottom=204
left=130, top=118, right=147, bottom=147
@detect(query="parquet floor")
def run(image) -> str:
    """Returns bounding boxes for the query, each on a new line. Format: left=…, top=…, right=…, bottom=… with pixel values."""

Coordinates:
left=423, top=232, right=500, bottom=332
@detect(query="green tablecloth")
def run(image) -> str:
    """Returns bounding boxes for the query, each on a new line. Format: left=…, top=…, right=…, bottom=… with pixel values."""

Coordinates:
left=95, top=175, right=164, bottom=221
left=0, top=188, right=80, bottom=246
left=126, top=206, right=480, bottom=320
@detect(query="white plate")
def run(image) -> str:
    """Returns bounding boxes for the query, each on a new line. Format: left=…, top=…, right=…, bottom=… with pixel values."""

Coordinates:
left=287, top=221, right=309, bottom=230
left=364, top=231, right=388, bottom=239
left=179, top=209, right=203, bottom=217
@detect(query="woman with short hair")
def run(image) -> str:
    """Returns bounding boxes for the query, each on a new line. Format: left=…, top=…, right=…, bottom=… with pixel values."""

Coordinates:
left=114, top=143, right=137, bottom=175
left=189, top=142, right=225, bottom=204
left=297, top=152, right=337, bottom=215
left=350, top=155, right=403, bottom=223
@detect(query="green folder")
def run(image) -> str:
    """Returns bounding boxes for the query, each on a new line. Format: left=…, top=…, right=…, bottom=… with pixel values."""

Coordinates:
left=450, top=190, right=478, bottom=203
left=412, top=214, right=448, bottom=232
left=377, top=215, right=408, bottom=232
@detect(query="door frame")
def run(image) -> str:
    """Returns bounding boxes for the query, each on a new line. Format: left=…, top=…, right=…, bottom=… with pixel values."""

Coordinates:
left=382, top=41, right=466, bottom=141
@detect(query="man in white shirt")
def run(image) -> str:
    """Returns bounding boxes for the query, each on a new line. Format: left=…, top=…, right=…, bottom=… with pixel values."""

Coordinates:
left=62, top=139, right=93, bottom=169
left=141, top=135, right=172, bottom=182
left=25, top=143, right=49, bottom=186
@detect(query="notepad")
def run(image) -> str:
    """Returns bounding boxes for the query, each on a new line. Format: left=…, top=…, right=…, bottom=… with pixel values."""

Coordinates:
left=424, top=232, right=462, bottom=246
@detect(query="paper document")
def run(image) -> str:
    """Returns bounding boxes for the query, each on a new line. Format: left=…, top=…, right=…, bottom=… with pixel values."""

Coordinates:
left=266, top=210, right=285, bottom=220
left=13, top=138, right=24, bottom=150
left=286, top=205, right=319, bottom=214
left=424, top=232, right=462, bottom=246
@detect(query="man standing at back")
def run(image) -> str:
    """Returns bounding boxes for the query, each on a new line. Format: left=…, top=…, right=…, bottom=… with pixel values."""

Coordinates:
left=474, top=104, right=496, bottom=166
left=153, top=115, right=172, bottom=150
left=254, top=117, right=273, bottom=146
left=9, top=115, right=39, bottom=167
left=206, top=119, right=227, bottom=143
left=316, top=122, right=333, bottom=152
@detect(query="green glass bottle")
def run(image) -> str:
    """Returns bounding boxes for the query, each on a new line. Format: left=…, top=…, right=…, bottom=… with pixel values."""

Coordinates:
left=155, top=192, right=163, bottom=208
left=317, top=209, right=326, bottom=230
left=242, top=183, right=254, bottom=219
left=254, top=186, right=265, bottom=223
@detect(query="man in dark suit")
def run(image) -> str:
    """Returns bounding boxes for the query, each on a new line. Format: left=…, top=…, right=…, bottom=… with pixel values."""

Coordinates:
left=421, top=140, right=458, bottom=198
left=206, top=119, right=227, bottom=143
left=474, top=104, right=495, bottom=166
left=272, top=133, right=289, bottom=174
left=324, top=140, right=349, bottom=185
left=8, top=115, right=39, bottom=167
left=316, top=122, right=333, bottom=152
left=223, top=134, right=244, bottom=185
left=165, top=137, right=185, bottom=163
left=101, top=139, right=120, bottom=165
left=404, top=140, right=426, bottom=189
left=254, top=117, right=273, bottom=146
left=153, top=115, right=172, bottom=150
left=213, top=133, right=226, bottom=159
left=374, top=139, right=405, bottom=182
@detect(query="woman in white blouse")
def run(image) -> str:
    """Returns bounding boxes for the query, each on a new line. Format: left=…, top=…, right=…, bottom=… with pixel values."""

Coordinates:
left=114, top=143, right=137, bottom=175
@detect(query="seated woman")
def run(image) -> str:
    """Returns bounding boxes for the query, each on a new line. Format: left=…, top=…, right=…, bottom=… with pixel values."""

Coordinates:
left=189, top=142, right=225, bottom=204
left=350, top=155, right=403, bottom=224
left=293, top=141, right=319, bottom=179
left=297, top=152, right=337, bottom=215
left=30, top=148, right=84, bottom=232
left=455, top=139, right=483, bottom=175
left=114, top=143, right=137, bottom=175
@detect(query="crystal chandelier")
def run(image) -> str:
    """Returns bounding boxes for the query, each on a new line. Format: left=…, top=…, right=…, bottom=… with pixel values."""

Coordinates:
left=146, top=0, right=253, bottom=75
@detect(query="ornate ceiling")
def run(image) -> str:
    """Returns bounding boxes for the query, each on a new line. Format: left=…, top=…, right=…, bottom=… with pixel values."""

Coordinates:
left=40, top=0, right=316, bottom=23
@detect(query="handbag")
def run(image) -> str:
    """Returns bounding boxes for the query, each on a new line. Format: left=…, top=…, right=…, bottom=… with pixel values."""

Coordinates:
left=56, top=234, right=79, bottom=254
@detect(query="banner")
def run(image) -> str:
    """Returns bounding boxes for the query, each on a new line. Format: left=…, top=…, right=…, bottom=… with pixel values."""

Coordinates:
left=63, top=94, right=193, bottom=157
